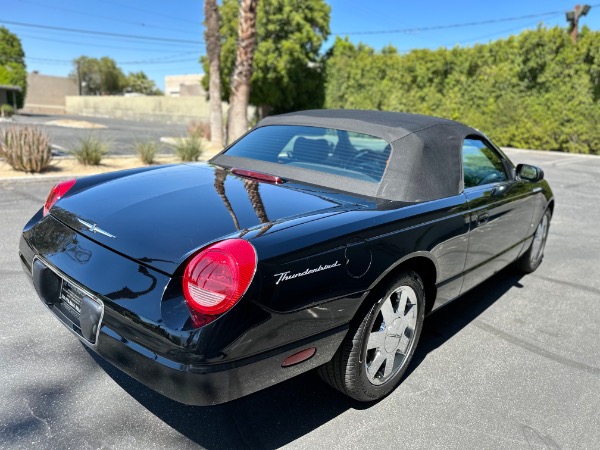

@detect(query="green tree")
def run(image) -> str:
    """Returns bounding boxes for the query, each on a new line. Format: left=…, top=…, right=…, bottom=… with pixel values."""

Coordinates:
left=124, top=71, right=162, bottom=95
left=205, top=0, right=330, bottom=116
left=72, top=56, right=126, bottom=95
left=73, top=56, right=100, bottom=94
left=0, top=27, right=27, bottom=108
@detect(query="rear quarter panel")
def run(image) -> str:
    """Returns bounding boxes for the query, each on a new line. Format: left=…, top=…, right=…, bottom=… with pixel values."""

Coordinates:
left=248, top=194, right=471, bottom=319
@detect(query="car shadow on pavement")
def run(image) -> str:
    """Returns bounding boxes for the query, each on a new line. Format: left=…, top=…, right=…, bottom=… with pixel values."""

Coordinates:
left=405, top=265, right=526, bottom=380
left=87, top=348, right=355, bottom=448
left=86, top=265, right=525, bottom=449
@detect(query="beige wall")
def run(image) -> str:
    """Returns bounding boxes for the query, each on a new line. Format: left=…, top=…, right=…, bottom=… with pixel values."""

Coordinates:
left=165, top=74, right=205, bottom=97
left=179, top=83, right=204, bottom=97
left=24, top=73, right=78, bottom=114
left=65, top=95, right=229, bottom=124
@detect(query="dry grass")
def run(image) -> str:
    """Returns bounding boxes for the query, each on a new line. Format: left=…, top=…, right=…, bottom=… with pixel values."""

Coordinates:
left=169, top=136, right=204, bottom=162
left=187, top=120, right=211, bottom=141
left=135, top=140, right=160, bottom=165
left=71, top=135, right=109, bottom=165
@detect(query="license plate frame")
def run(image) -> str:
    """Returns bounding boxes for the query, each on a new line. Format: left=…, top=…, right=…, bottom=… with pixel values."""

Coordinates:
left=33, top=256, right=105, bottom=346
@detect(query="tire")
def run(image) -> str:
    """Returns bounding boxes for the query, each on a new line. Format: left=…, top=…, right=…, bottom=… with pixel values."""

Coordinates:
left=319, top=271, right=425, bottom=402
left=517, top=209, right=551, bottom=274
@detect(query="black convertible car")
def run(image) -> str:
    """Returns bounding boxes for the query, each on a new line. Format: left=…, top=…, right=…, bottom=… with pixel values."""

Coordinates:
left=20, top=110, right=553, bottom=405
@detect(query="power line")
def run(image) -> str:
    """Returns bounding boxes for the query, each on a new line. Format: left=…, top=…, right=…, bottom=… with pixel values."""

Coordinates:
left=121, top=58, right=200, bottom=66
left=21, top=54, right=200, bottom=66
left=0, top=20, right=203, bottom=44
left=17, top=0, right=202, bottom=38
left=459, top=19, right=550, bottom=45
left=96, top=0, right=201, bottom=26
left=18, top=33, right=200, bottom=52
left=334, top=9, right=593, bottom=35
left=119, top=52, right=201, bottom=65
left=23, top=57, right=71, bottom=66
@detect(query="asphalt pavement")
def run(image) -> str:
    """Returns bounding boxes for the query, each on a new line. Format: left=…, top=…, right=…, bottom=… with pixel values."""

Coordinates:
left=0, top=114, right=188, bottom=155
left=0, top=149, right=599, bottom=449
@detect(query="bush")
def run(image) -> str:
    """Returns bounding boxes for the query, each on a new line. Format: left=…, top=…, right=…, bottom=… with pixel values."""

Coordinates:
left=187, top=120, right=211, bottom=141
left=0, top=104, right=14, bottom=118
left=135, top=140, right=159, bottom=165
left=0, top=126, right=52, bottom=173
left=170, top=136, right=204, bottom=162
left=324, top=28, right=600, bottom=154
left=72, top=135, right=109, bottom=165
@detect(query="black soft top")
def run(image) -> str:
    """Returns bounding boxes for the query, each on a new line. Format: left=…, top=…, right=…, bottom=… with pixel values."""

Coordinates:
left=213, top=110, right=486, bottom=202
left=258, top=109, right=474, bottom=143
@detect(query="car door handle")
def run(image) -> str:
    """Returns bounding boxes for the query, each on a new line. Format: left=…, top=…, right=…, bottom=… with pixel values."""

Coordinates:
left=476, top=212, right=489, bottom=226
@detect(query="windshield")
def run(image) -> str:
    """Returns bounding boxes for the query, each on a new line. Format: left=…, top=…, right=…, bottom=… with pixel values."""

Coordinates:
left=222, top=125, right=391, bottom=183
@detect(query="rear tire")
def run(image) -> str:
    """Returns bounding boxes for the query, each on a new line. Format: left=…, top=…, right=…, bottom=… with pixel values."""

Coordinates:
left=517, top=209, right=551, bottom=274
left=319, top=271, right=425, bottom=402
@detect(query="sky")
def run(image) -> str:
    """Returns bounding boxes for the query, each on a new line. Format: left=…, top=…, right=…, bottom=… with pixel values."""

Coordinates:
left=2, top=0, right=599, bottom=91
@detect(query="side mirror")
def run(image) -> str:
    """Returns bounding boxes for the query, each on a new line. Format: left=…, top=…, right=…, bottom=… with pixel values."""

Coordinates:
left=516, top=164, right=544, bottom=182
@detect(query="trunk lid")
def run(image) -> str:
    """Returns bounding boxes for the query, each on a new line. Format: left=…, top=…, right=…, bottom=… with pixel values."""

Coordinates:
left=51, top=163, right=358, bottom=274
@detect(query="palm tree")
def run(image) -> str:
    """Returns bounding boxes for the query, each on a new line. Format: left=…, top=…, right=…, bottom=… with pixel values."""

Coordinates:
left=227, top=0, right=258, bottom=144
left=204, top=0, right=224, bottom=147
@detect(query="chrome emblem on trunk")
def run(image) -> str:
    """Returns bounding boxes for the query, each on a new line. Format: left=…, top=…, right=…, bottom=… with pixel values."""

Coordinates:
left=77, top=218, right=116, bottom=239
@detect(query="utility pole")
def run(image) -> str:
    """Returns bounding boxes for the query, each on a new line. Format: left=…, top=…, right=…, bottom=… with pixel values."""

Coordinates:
left=76, top=61, right=82, bottom=95
left=566, top=4, right=592, bottom=42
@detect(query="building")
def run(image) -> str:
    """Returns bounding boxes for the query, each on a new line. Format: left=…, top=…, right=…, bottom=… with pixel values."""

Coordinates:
left=23, top=72, right=78, bottom=114
left=0, top=84, right=21, bottom=110
left=165, top=74, right=205, bottom=97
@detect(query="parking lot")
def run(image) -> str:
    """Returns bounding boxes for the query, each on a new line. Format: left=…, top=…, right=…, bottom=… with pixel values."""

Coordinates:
left=0, top=114, right=188, bottom=155
left=0, top=148, right=598, bottom=449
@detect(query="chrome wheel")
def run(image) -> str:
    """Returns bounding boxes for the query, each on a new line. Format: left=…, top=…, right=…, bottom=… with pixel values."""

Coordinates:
left=318, top=271, right=425, bottom=402
left=365, top=285, right=419, bottom=385
left=530, top=213, right=549, bottom=266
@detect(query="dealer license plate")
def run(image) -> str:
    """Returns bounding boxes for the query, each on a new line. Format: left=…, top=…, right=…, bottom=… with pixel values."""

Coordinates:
left=59, top=279, right=84, bottom=316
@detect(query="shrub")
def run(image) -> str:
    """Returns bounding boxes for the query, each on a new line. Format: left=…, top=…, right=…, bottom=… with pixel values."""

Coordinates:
left=0, top=104, right=14, bottom=118
left=135, top=140, right=159, bottom=165
left=0, top=126, right=52, bottom=173
left=187, top=120, right=211, bottom=141
left=72, top=135, right=109, bottom=165
left=170, top=136, right=204, bottom=162
left=324, top=28, right=600, bottom=154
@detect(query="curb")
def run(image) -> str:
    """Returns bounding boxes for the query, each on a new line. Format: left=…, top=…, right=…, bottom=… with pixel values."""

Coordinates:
left=0, top=174, right=81, bottom=183
left=501, top=147, right=599, bottom=159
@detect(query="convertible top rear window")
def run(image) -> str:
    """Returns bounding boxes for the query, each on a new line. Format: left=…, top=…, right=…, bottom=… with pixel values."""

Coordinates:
left=223, top=125, right=390, bottom=183
left=213, top=110, right=480, bottom=202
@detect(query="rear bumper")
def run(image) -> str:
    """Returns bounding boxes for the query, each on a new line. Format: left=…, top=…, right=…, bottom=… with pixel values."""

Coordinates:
left=94, top=323, right=346, bottom=405
left=20, top=234, right=347, bottom=405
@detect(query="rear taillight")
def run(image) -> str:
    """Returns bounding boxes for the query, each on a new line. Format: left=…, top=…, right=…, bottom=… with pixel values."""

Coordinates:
left=43, top=179, right=76, bottom=216
left=183, top=239, right=257, bottom=316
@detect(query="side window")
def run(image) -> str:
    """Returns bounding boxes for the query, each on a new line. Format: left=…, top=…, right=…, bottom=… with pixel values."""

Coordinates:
left=462, top=137, right=508, bottom=188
